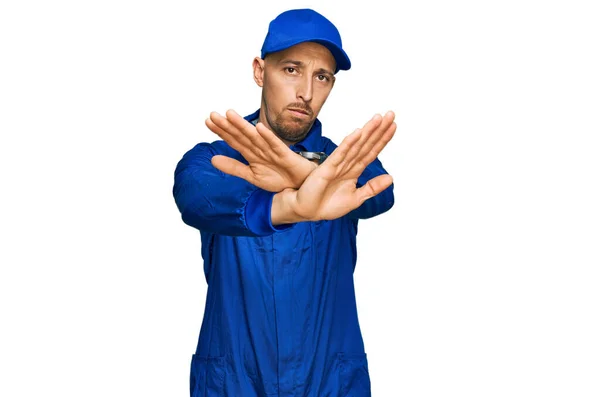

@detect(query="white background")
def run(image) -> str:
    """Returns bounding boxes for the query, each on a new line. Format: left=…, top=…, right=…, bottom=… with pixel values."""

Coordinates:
left=1, top=0, right=599, bottom=396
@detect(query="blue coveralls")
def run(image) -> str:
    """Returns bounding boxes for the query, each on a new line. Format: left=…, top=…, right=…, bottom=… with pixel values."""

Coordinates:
left=173, top=109, right=394, bottom=396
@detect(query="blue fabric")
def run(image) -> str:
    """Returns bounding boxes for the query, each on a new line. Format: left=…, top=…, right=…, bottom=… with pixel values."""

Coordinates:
left=173, top=109, right=394, bottom=396
left=261, top=9, right=351, bottom=74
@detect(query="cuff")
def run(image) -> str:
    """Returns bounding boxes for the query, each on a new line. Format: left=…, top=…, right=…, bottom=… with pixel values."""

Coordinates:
left=245, top=189, right=294, bottom=236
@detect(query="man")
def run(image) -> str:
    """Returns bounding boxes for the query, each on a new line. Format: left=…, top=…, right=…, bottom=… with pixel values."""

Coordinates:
left=173, top=8, right=396, bottom=397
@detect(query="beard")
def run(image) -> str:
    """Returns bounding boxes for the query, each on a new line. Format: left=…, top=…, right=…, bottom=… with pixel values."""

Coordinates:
left=262, top=95, right=314, bottom=143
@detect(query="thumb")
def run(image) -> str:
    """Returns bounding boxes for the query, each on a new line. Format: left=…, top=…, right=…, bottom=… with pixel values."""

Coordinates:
left=211, top=155, right=254, bottom=183
left=355, top=174, right=393, bottom=204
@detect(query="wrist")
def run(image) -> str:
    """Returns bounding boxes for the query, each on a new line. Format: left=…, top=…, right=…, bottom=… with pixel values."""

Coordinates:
left=293, top=161, right=319, bottom=189
left=271, top=189, right=306, bottom=225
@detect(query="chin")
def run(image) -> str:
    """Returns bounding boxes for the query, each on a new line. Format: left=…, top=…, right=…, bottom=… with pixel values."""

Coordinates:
left=287, top=124, right=311, bottom=137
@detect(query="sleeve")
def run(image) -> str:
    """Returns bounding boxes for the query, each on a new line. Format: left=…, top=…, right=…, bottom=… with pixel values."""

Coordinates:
left=346, top=156, right=395, bottom=219
left=323, top=139, right=395, bottom=220
left=172, top=142, right=293, bottom=237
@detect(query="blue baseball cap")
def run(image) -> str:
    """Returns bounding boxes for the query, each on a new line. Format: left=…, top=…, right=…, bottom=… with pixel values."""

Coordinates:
left=260, top=9, right=351, bottom=74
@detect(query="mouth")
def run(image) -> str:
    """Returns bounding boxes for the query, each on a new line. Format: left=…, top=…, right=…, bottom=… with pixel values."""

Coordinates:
left=288, top=108, right=310, bottom=118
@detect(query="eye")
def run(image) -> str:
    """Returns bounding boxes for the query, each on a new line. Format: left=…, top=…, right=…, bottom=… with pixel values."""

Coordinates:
left=285, top=67, right=298, bottom=74
left=317, top=74, right=330, bottom=82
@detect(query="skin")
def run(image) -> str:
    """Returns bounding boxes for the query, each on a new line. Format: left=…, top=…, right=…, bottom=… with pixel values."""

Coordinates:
left=252, top=42, right=337, bottom=145
left=271, top=112, right=396, bottom=224
left=204, top=41, right=397, bottom=225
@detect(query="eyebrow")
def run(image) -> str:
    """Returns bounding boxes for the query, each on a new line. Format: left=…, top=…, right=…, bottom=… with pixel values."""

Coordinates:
left=278, top=59, right=334, bottom=77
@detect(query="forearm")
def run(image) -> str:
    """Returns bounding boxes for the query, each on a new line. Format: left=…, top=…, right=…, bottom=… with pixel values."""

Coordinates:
left=271, top=160, right=395, bottom=224
left=271, top=189, right=306, bottom=226
left=173, top=143, right=292, bottom=236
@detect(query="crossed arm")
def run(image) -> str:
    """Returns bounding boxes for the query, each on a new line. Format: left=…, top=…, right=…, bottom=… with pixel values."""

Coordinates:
left=205, top=109, right=397, bottom=225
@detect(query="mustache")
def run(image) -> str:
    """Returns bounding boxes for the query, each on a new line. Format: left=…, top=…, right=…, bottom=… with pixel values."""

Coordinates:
left=287, top=103, right=313, bottom=116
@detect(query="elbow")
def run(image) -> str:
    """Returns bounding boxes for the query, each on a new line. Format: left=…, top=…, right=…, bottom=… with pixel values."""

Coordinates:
left=173, top=176, right=203, bottom=230
left=180, top=205, right=203, bottom=230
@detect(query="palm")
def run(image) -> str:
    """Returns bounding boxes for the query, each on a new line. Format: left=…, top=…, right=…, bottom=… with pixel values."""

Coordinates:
left=288, top=111, right=397, bottom=221
left=238, top=160, right=315, bottom=192
left=206, top=110, right=316, bottom=192
left=306, top=179, right=361, bottom=220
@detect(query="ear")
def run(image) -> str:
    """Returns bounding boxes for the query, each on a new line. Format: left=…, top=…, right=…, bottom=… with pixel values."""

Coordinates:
left=252, top=57, right=265, bottom=87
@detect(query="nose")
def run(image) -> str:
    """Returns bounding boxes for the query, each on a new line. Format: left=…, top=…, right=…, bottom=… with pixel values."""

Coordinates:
left=296, top=74, right=313, bottom=103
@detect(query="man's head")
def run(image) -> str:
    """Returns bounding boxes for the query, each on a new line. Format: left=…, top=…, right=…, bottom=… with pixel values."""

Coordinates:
left=253, top=9, right=351, bottom=145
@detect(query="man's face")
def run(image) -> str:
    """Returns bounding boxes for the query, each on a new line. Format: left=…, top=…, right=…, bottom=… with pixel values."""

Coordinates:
left=253, top=42, right=336, bottom=144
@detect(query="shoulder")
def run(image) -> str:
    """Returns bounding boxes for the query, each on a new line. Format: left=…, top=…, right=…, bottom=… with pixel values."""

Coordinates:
left=319, top=136, right=339, bottom=154
left=182, top=139, right=237, bottom=157
left=177, top=140, right=245, bottom=169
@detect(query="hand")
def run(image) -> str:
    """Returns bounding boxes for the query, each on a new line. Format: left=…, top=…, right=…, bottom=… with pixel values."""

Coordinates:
left=272, top=111, right=396, bottom=224
left=205, top=109, right=317, bottom=192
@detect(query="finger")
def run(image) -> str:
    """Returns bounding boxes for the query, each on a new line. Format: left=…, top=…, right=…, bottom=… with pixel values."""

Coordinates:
left=205, top=116, right=230, bottom=139
left=211, top=155, right=256, bottom=184
left=225, top=109, right=272, bottom=154
left=325, top=111, right=387, bottom=170
left=205, top=118, right=258, bottom=160
left=354, top=173, right=394, bottom=205
left=205, top=117, right=236, bottom=144
left=322, top=128, right=363, bottom=168
left=255, top=122, right=291, bottom=156
left=338, top=128, right=364, bottom=169
left=338, top=113, right=388, bottom=176
left=360, top=112, right=385, bottom=131
left=360, top=121, right=397, bottom=166
left=347, top=123, right=396, bottom=177
left=355, top=111, right=395, bottom=162
left=343, top=112, right=395, bottom=172
left=354, top=114, right=383, bottom=148
left=210, top=112, right=262, bottom=154
left=208, top=112, right=252, bottom=146
left=342, top=114, right=383, bottom=162
left=348, top=113, right=383, bottom=157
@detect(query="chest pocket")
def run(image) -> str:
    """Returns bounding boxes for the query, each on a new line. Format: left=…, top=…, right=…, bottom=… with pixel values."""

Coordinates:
left=190, top=354, right=226, bottom=397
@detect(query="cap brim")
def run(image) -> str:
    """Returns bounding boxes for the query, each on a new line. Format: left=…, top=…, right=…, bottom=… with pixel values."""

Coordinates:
left=311, top=39, right=351, bottom=74
left=263, top=38, right=351, bottom=74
